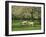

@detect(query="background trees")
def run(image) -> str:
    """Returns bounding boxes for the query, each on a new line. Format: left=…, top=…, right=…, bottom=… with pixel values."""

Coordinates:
left=12, top=6, right=41, bottom=20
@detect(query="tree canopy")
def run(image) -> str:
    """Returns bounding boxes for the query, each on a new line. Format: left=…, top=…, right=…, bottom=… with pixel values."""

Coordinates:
left=12, top=6, right=41, bottom=20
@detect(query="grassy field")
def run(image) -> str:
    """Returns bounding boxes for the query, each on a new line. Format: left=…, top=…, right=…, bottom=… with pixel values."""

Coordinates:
left=12, top=20, right=41, bottom=31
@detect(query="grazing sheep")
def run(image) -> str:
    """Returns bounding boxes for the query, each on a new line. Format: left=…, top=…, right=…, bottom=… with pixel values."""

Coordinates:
left=21, top=21, right=27, bottom=25
left=21, top=21, right=34, bottom=26
left=28, top=22, right=34, bottom=26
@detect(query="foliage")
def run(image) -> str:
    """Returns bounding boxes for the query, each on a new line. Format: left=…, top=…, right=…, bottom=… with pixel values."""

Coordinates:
left=12, top=6, right=41, bottom=20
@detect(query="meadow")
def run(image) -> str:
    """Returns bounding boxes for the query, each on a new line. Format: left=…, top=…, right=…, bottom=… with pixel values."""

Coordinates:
left=12, top=20, right=41, bottom=31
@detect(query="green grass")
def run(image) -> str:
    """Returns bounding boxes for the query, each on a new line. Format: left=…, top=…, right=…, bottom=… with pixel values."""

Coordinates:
left=12, top=20, right=41, bottom=31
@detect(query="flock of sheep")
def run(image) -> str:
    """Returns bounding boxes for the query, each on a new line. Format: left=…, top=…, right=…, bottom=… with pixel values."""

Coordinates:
left=21, top=21, right=34, bottom=26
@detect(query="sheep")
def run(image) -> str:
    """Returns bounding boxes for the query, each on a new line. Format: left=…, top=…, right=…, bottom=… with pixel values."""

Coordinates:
left=28, top=22, right=34, bottom=26
left=21, top=21, right=27, bottom=25
left=21, top=21, right=34, bottom=26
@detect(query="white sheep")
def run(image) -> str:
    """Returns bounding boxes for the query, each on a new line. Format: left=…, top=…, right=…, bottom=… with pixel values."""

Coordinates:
left=22, top=21, right=27, bottom=25
left=28, top=22, right=34, bottom=26
left=21, top=21, right=34, bottom=26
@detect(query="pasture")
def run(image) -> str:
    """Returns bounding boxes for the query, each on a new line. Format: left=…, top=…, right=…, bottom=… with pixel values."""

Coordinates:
left=12, top=20, right=41, bottom=31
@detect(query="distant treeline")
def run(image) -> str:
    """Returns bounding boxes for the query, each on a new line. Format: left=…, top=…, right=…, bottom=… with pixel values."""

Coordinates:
left=12, top=6, right=41, bottom=21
